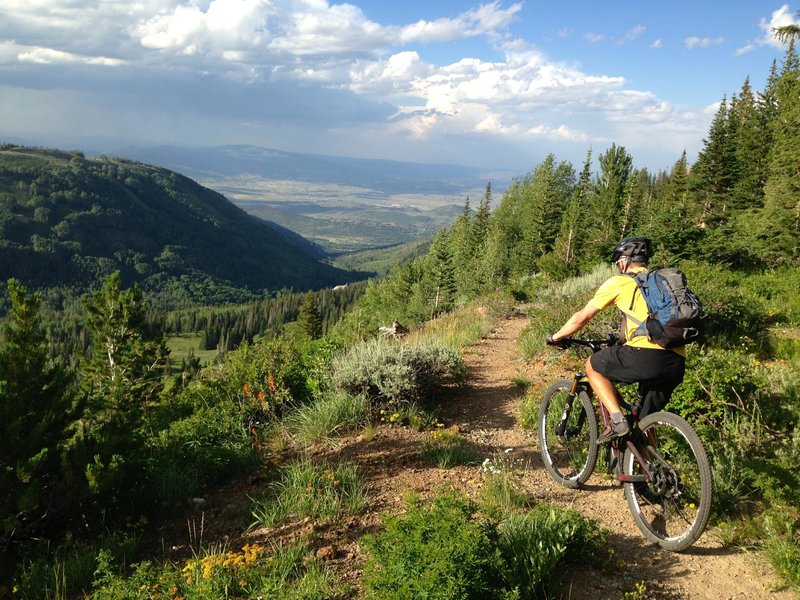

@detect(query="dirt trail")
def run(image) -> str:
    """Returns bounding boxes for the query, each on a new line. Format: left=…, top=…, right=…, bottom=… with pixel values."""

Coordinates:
left=192, top=310, right=795, bottom=599
left=433, top=311, right=795, bottom=600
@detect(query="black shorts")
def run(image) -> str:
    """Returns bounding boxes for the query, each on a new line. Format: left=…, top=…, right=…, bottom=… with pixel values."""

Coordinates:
left=589, top=345, right=685, bottom=419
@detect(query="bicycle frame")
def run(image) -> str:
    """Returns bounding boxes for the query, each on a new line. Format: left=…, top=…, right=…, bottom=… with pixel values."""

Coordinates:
left=564, top=368, right=652, bottom=484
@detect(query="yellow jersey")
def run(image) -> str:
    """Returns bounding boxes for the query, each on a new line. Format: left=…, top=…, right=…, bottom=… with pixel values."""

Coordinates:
left=587, top=267, right=686, bottom=356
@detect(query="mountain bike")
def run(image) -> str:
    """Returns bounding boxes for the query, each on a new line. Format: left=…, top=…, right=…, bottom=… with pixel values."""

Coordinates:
left=538, top=335, right=712, bottom=551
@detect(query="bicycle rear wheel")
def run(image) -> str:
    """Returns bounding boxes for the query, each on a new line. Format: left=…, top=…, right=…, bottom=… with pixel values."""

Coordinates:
left=623, top=411, right=712, bottom=551
left=538, top=379, right=598, bottom=488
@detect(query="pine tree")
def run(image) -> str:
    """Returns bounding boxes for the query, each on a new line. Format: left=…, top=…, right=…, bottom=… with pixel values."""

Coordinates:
left=297, top=292, right=323, bottom=339
left=539, top=149, right=593, bottom=277
left=0, top=280, right=74, bottom=543
left=689, top=96, right=738, bottom=230
left=450, top=197, right=475, bottom=295
left=77, top=272, right=169, bottom=497
left=731, top=78, right=769, bottom=211
left=420, top=232, right=457, bottom=315
left=751, top=41, right=800, bottom=265
left=643, top=152, right=701, bottom=260
left=586, top=144, right=633, bottom=261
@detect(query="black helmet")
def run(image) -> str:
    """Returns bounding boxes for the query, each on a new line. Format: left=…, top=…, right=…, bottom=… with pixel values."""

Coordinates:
left=611, top=236, right=653, bottom=263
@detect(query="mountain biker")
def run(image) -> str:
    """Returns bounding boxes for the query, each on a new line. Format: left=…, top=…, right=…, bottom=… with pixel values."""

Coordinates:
left=545, top=237, right=686, bottom=443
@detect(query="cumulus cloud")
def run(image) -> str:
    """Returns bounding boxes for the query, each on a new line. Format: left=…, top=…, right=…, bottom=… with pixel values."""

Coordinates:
left=758, top=4, right=800, bottom=48
left=650, top=38, right=663, bottom=49
left=0, top=0, right=723, bottom=169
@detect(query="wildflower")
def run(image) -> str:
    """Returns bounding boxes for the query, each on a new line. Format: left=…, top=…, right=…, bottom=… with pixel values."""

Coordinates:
left=268, top=374, right=277, bottom=395
left=243, top=383, right=251, bottom=397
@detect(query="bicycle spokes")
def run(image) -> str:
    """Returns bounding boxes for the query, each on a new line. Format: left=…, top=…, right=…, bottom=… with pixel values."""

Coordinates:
left=538, top=381, right=598, bottom=488
left=623, top=412, right=712, bottom=551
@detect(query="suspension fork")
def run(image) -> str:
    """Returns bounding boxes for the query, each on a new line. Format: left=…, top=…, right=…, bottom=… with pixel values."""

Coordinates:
left=555, top=372, right=586, bottom=437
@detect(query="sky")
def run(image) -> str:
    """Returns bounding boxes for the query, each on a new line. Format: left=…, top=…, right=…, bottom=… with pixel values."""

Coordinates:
left=1, top=0, right=798, bottom=174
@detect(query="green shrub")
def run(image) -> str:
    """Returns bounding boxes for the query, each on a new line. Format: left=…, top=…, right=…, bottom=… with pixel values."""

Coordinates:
left=497, top=504, right=607, bottom=598
left=361, top=491, right=507, bottom=600
left=283, top=391, right=369, bottom=446
left=250, top=459, right=366, bottom=528
left=147, top=402, right=257, bottom=503
left=680, top=261, right=770, bottom=350
left=763, top=509, right=800, bottom=591
left=361, top=490, right=607, bottom=600
left=740, top=266, right=800, bottom=326
left=330, top=341, right=466, bottom=407
left=518, top=390, right=540, bottom=431
left=295, top=337, right=343, bottom=398
left=420, top=430, right=482, bottom=468
left=90, top=540, right=345, bottom=599
left=14, top=532, right=139, bottom=600
left=204, top=337, right=311, bottom=413
left=670, top=347, right=767, bottom=425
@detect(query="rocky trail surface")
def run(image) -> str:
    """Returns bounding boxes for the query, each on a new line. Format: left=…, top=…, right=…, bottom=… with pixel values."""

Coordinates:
left=155, top=310, right=796, bottom=599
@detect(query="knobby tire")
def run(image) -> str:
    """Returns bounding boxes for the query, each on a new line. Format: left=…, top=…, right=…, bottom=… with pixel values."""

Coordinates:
left=538, top=379, right=598, bottom=488
left=623, top=411, right=712, bottom=551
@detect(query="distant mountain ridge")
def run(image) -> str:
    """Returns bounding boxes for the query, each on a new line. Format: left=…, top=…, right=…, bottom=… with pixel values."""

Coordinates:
left=0, top=145, right=360, bottom=305
left=113, top=144, right=512, bottom=196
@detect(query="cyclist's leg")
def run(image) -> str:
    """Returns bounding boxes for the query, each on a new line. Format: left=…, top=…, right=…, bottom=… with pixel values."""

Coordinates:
left=586, top=356, right=622, bottom=414
left=637, top=353, right=686, bottom=420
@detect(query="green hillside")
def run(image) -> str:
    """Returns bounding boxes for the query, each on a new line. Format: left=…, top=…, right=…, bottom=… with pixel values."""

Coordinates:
left=0, top=145, right=360, bottom=305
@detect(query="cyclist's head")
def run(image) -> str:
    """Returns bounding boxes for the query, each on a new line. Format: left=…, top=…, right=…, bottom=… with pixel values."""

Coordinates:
left=611, top=237, right=653, bottom=266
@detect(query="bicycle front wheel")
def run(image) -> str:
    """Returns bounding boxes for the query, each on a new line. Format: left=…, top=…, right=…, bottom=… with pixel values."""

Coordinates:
left=538, top=379, right=598, bottom=488
left=623, top=411, right=712, bottom=551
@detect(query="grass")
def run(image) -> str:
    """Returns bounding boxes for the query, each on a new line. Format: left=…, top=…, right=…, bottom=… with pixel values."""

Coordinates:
left=250, top=459, right=367, bottom=528
left=166, top=333, right=218, bottom=368
left=90, top=540, right=346, bottom=599
left=419, top=430, right=482, bottom=468
left=478, top=453, right=529, bottom=518
left=282, top=391, right=369, bottom=446
left=409, top=293, right=512, bottom=351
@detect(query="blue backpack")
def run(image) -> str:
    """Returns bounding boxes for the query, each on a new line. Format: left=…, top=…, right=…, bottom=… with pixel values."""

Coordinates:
left=625, top=268, right=704, bottom=349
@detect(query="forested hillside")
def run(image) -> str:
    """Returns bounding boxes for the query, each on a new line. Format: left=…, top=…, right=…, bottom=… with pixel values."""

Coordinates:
left=0, top=146, right=360, bottom=306
left=2, top=33, right=799, bottom=600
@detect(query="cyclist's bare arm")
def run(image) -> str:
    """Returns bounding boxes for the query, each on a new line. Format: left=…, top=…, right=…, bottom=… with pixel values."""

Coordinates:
left=551, top=304, right=600, bottom=341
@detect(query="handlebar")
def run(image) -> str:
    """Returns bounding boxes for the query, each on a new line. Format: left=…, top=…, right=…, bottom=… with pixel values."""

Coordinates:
left=546, top=333, right=619, bottom=352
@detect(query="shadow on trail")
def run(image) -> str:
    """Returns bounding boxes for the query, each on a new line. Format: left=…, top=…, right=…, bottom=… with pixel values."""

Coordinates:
left=438, top=381, right=525, bottom=430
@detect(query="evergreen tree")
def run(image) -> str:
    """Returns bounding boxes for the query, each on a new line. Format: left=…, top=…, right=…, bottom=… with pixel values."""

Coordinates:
left=689, top=96, right=738, bottom=230
left=473, top=183, right=492, bottom=245
left=539, top=149, right=592, bottom=277
left=751, top=41, right=800, bottom=265
left=586, top=144, right=633, bottom=261
left=450, top=197, right=475, bottom=295
left=419, top=232, right=457, bottom=315
left=77, top=272, right=169, bottom=498
left=0, top=280, right=74, bottom=544
left=643, top=152, right=701, bottom=260
left=297, top=292, right=323, bottom=339
left=731, top=78, right=769, bottom=211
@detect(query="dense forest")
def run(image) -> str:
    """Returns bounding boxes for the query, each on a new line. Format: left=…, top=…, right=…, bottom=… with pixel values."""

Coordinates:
left=0, top=146, right=360, bottom=307
left=1, top=32, right=799, bottom=600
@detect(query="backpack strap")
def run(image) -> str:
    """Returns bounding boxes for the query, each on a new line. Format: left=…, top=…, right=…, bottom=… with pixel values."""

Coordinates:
left=622, top=270, right=651, bottom=339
